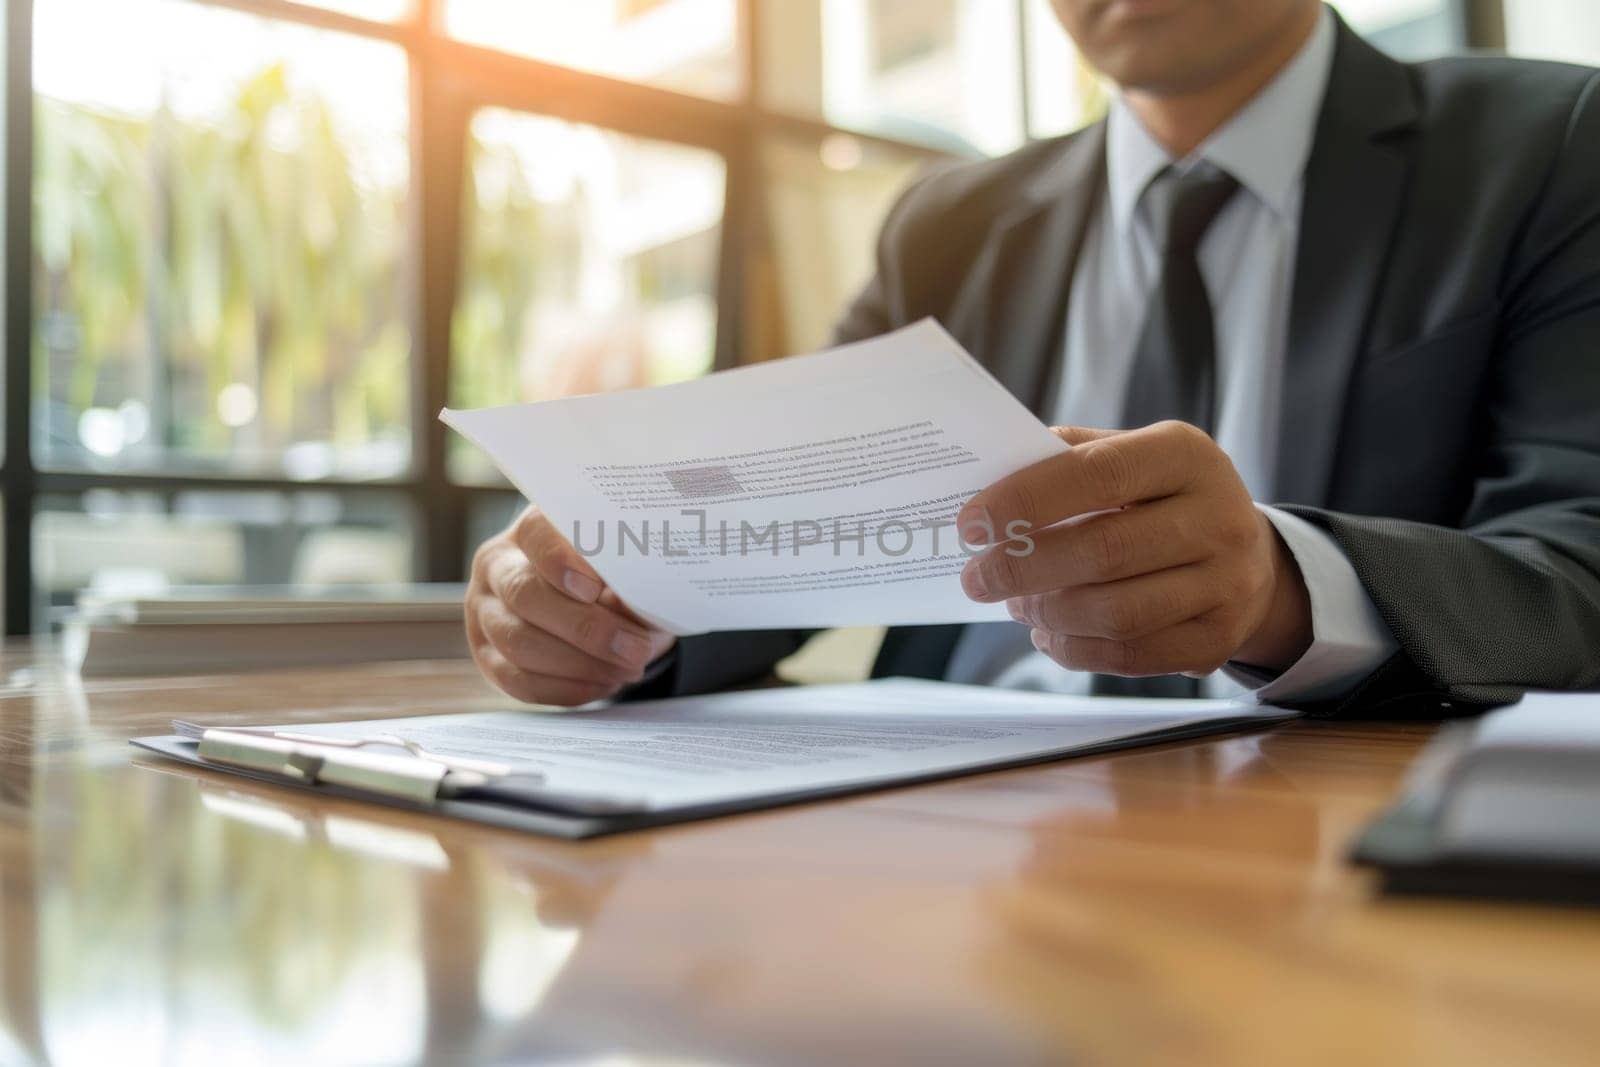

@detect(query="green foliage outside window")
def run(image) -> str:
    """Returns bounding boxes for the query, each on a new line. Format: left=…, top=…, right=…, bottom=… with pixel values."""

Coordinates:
left=448, top=132, right=544, bottom=416
left=34, top=65, right=410, bottom=476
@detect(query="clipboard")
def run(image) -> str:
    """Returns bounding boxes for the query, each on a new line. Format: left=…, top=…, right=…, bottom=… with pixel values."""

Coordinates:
left=132, top=681, right=1299, bottom=840
left=133, top=733, right=649, bottom=839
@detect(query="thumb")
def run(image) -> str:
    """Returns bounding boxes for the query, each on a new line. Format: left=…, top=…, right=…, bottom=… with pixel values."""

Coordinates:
left=1052, top=425, right=1122, bottom=447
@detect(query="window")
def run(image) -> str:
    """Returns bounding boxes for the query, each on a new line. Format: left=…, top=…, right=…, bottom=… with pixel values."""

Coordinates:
left=1023, top=0, right=1110, bottom=139
left=464, top=493, right=527, bottom=572
left=448, top=110, right=726, bottom=484
left=1503, top=0, right=1600, bottom=65
left=443, top=0, right=740, bottom=99
left=1328, top=0, right=1464, bottom=58
left=756, top=134, right=922, bottom=357
left=757, top=0, right=1025, bottom=157
left=9, top=0, right=1491, bottom=633
left=34, top=490, right=415, bottom=624
left=33, top=0, right=412, bottom=480
left=291, top=0, right=414, bottom=20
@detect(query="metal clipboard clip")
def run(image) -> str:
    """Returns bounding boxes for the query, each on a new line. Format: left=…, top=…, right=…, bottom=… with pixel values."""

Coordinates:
left=191, top=727, right=502, bottom=803
left=175, top=722, right=647, bottom=814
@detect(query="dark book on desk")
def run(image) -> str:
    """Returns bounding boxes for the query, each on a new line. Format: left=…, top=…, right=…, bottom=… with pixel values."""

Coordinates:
left=64, top=584, right=470, bottom=677
left=1351, top=692, right=1600, bottom=906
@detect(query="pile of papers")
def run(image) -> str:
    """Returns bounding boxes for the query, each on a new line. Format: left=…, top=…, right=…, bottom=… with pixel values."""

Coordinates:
left=65, top=585, right=470, bottom=677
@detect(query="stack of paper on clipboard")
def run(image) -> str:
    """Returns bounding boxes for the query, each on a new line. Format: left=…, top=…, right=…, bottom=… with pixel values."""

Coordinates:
left=133, top=679, right=1294, bottom=839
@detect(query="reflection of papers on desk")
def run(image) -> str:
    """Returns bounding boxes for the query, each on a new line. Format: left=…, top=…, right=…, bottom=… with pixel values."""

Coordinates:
left=135, top=679, right=1296, bottom=838
left=441, top=319, right=1068, bottom=634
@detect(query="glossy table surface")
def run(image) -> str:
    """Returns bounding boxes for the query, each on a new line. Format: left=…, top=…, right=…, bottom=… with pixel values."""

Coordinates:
left=1, top=646, right=1597, bottom=1066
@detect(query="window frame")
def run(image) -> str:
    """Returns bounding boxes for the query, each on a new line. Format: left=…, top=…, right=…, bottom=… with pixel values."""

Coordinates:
left=0, top=0, right=1480, bottom=632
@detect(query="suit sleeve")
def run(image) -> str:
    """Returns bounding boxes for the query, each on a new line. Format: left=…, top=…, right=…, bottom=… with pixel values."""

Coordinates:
left=621, top=172, right=936, bottom=700
left=1224, top=506, right=1399, bottom=703
left=1283, top=71, right=1600, bottom=716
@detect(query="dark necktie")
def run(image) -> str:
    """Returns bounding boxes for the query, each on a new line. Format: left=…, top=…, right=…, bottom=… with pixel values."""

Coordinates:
left=1120, top=166, right=1240, bottom=434
left=1093, top=166, right=1240, bottom=700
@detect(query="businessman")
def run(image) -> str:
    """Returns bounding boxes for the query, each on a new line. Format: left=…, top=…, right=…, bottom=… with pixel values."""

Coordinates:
left=465, top=0, right=1600, bottom=715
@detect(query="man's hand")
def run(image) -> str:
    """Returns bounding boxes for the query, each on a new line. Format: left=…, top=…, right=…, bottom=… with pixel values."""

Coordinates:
left=957, top=421, right=1313, bottom=679
left=466, top=506, right=676, bottom=705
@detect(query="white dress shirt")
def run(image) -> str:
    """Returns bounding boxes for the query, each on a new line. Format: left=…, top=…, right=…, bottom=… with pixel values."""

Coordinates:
left=946, top=10, right=1397, bottom=703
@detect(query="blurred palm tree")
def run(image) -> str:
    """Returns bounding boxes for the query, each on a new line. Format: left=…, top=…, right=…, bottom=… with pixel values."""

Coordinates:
left=448, top=128, right=543, bottom=415
left=34, top=63, right=410, bottom=475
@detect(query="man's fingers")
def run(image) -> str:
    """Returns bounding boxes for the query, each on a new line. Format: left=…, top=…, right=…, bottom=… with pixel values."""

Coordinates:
left=1005, top=562, right=1225, bottom=640
left=464, top=506, right=674, bottom=707
left=962, top=495, right=1211, bottom=600
left=475, top=597, right=641, bottom=688
left=472, top=644, right=544, bottom=704
left=597, top=585, right=662, bottom=633
left=1051, top=425, right=1121, bottom=446
left=484, top=551, right=661, bottom=670
left=511, top=507, right=605, bottom=604
left=596, top=588, right=678, bottom=659
left=465, top=593, right=491, bottom=678
left=1029, top=611, right=1240, bottom=678
left=474, top=645, right=620, bottom=707
left=959, top=420, right=1214, bottom=539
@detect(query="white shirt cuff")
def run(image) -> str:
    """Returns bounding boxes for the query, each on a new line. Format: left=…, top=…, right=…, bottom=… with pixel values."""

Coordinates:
left=1224, top=505, right=1399, bottom=703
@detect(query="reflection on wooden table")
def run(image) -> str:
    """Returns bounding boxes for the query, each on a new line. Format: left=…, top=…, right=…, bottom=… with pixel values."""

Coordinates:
left=1, top=645, right=1597, bottom=1066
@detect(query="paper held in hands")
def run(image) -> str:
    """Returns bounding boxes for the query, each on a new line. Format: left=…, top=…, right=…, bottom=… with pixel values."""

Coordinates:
left=441, top=319, right=1066, bottom=635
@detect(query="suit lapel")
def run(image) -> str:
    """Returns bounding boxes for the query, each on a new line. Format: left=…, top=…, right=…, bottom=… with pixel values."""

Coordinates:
left=1274, top=19, right=1420, bottom=504
left=948, top=122, right=1107, bottom=414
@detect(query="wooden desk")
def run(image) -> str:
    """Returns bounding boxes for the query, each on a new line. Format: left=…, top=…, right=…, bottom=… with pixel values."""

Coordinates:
left=1, top=647, right=1596, bottom=1066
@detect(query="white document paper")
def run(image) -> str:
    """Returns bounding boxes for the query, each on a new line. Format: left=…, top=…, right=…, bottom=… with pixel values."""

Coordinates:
left=441, top=320, right=1067, bottom=634
left=258, top=679, right=1295, bottom=813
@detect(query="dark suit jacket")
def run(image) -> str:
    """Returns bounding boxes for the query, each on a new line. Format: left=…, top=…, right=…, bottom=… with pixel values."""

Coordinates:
left=635, top=14, right=1600, bottom=716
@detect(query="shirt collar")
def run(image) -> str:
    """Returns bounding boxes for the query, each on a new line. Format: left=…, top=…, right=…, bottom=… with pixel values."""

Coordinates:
left=1106, top=6, right=1336, bottom=233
